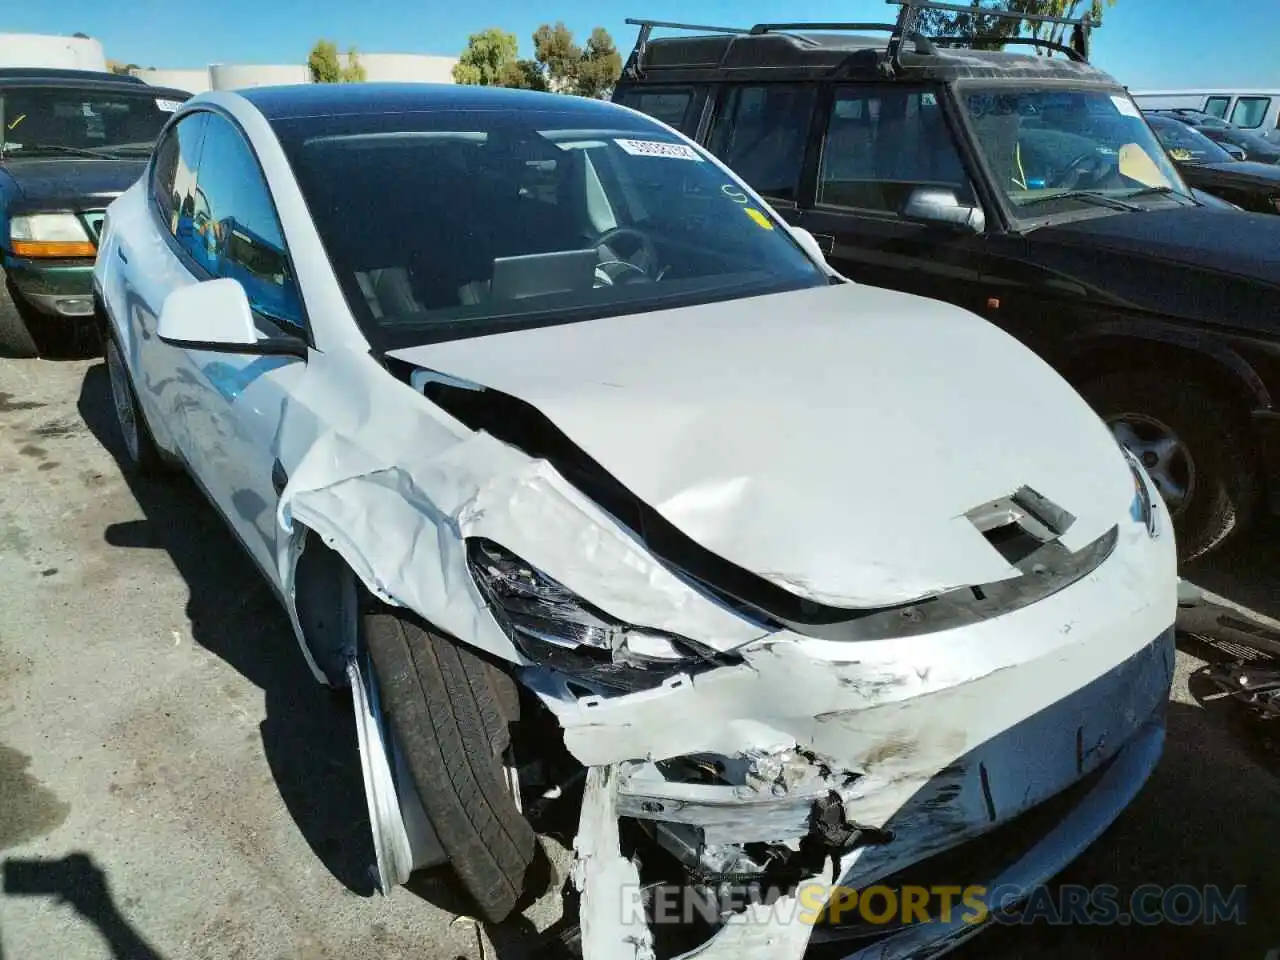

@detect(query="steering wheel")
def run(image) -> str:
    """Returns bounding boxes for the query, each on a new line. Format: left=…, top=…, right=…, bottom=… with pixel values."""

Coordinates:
left=1051, top=148, right=1116, bottom=190
left=595, top=226, right=660, bottom=284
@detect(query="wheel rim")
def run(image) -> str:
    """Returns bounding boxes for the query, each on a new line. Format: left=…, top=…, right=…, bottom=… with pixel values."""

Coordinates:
left=1107, top=413, right=1196, bottom=517
left=105, top=340, right=141, bottom=464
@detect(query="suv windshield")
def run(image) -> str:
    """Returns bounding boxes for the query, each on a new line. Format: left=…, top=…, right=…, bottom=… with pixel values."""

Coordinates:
left=0, top=85, right=180, bottom=159
left=275, top=107, right=826, bottom=347
left=961, top=87, right=1193, bottom=218
left=1146, top=114, right=1235, bottom=165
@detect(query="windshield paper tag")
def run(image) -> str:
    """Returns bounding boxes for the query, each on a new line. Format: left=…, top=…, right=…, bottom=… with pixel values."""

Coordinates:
left=614, top=138, right=703, bottom=161
left=155, top=98, right=183, bottom=113
left=1110, top=95, right=1141, bottom=119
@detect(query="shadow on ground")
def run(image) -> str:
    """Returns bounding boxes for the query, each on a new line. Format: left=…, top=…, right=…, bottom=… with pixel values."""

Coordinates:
left=1184, top=516, right=1280, bottom=621
left=77, top=361, right=375, bottom=897
left=3, top=853, right=164, bottom=960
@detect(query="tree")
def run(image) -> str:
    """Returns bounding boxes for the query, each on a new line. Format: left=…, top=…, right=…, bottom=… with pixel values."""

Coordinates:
left=342, top=45, right=366, bottom=82
left=574, top=27, right=622, bottom=99
left=453, top=28, right=521, bottom=85
left=917, top=0, right=1115, bottom=56
left=308, top=40, right=341, bottom=83
left=309, top=39, right=365, bottom=82
left=532, top=22, right=581, bottom=91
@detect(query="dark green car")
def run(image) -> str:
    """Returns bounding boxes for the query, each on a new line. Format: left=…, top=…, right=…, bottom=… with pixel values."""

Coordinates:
left=0, top=69, right=189, bottom=356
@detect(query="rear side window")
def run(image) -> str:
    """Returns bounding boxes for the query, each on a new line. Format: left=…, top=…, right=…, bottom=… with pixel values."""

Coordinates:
left=817, top=86, right=973, bottom=213
left=708, top=85, right=816, bottom=203
left=152, top=112, right=207, bottom=236
left=1231, top=96, right=1271, bottom=129
left=616, top=88, right=696, bottom=133
left=1204, top=96, right=1230, bottom=118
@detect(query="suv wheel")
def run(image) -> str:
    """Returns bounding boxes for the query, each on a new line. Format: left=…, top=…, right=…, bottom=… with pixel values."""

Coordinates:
left=1082, top=370, right=1260, bottom=562
left=0, top=273, right=38, bottom=358
left=362, top=608, right=537, bottom=922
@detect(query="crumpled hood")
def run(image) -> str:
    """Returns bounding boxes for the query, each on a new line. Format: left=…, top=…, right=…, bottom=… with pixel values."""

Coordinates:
left=2, top=158, right=146, bottom=208
left=388, top=283, right=1132, bottom=606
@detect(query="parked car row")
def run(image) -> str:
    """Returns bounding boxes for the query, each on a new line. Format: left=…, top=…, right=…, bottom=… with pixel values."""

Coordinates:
left=0, top=9, right=1263, bottom=959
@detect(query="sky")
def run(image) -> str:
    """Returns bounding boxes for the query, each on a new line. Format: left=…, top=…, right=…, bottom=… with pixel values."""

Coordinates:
left=7, top=0, right=1278, bottom=89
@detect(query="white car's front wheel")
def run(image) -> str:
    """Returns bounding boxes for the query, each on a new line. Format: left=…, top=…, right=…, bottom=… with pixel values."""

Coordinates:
left=104, top=335, right=164, bottom=475
left=362, top=608, right=538, bottom=922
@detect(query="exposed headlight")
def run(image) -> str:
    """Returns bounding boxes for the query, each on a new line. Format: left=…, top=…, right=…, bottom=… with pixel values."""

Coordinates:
left=467, top=538, right=726, bottom=692
left=10, top=213, right=95, bottom=258
left=1122, top=448, right=1160, bottom=538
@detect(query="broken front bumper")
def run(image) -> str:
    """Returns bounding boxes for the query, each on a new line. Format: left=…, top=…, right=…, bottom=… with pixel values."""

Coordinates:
left=551, top=521, right=1176, bottom=960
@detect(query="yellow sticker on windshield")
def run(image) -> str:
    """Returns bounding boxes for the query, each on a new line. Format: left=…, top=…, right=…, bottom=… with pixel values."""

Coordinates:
left=744, top=207, right=773, bottom=230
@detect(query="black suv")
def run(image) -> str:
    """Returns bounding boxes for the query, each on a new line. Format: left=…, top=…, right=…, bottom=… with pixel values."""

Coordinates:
left=0, top=68, right=189, bottom=357
left=613, top=1, right=1280, bottom=562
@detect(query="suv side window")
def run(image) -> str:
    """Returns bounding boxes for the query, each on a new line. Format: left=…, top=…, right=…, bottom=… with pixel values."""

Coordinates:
left=817, top=86, right=974, bottom=214
left=1204, top=96, right=1231, bottom=119
left=193, top=113, right=303, bottom=330
left=708, top=85, right=816, bottom=203
left=153, top=112, right=207, bottom=237
left=1230, top=96, right=1271, bottom=129
left=615, top=87, right=699, bottom=134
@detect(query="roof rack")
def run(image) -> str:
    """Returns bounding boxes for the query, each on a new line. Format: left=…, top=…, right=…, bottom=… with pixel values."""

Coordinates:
left=887, top=0, right=1097, bottom=62
left=621, top=16, right=938, bottom=80
left=622, top=2, right=1097, bottom=80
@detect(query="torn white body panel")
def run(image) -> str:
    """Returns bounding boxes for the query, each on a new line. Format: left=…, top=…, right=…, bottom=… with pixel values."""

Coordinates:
left=388, top=282, right=1132, bottom=607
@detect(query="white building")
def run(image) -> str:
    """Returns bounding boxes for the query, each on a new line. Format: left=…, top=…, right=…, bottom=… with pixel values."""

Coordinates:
left=130, top=68, right=211, bottom=94
left=0, top=33, right=107, bottom=71
left=338, top=52, right=457, bottom=84
left=208, top=63, right=311, bottom=89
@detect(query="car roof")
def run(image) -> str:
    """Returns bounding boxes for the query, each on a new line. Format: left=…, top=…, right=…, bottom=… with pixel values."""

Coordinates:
left=0, top=67, right=146, bottom=85
left=0, top=74, right=190, bottom=99
left=237, top=82, right=631, bottom=123
left=621, top=27, right=1121, bottom=85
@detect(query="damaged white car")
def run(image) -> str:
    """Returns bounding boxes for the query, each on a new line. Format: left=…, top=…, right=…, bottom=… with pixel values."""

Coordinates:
left=93, top=83, right=1178, bottom=959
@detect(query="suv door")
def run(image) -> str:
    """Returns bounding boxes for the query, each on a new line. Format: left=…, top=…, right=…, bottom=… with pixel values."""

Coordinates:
left=705, top=83, right=818, bottom=219
left=798, top=84, right=991, bottom=314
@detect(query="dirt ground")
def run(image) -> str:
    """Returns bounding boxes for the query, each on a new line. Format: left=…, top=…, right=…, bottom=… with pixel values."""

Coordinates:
left=1, top=355, right=1278, bottom=960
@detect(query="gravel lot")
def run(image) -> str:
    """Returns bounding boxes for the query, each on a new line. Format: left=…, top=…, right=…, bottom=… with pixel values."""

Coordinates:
left=2, top=355, right=1278, bottom=960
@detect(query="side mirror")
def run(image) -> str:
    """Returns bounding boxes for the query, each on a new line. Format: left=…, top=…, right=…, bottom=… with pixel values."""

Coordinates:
left=902, top=187, right=986, bottom=232
left=789, top=226, right=829, bottom=265
left=1222, top=143, right=1246, bottom=161
left=157, top=278, right=306, bottom=357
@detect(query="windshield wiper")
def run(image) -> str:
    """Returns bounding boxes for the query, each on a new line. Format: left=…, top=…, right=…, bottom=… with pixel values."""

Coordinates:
left=1121, top=185, right=1195, bottom=204
left=1017, top=190, right=1143, bottom=213
left=5, top=143, right=112, bottom=159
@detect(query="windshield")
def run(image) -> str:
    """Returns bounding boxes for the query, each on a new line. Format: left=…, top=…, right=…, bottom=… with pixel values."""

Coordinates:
left=274, top=108, right=826, bottom=348
left=961, top=86, right=1192, bottom=217
left=1146, top=115, right=1235, bottom=164
left=0, top=86, right=182, bottom=159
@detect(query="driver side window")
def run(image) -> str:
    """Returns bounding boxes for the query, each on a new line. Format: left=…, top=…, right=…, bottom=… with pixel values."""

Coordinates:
left=190, top=113, right=304, bottom=332
left=817, top=86, right=975, bottom=215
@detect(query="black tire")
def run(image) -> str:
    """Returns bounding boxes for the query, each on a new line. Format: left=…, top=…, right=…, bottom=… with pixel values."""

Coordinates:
left=0, top=274, right=38, bottom=359
left=104, top=332, right=166, bottom=475
left=1080, top=370, right=1260, bottom=562
left=362, top=609, right=536, bottom=922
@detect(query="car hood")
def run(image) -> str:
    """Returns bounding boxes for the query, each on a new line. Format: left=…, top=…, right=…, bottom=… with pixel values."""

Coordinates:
left=1196, top=160, right=1280, bottom=187
left=388, top=283, right=1132, bottom=608
left=1, top=157, right=147, bottom=209
left=1032, top=206, right=1280, bottom=286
